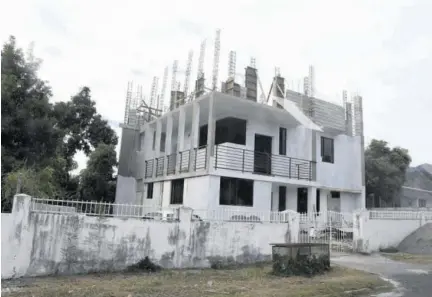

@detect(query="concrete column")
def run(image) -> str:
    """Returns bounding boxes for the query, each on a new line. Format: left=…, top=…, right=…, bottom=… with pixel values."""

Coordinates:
left=175, top=207, right=193, bottom=267
left=206, top=93, right=215, bottom=171
left=9, top=194, right=33, bottom=278
left=176, top=107, right=186, bottom=172
left=307, top=187, right=317, bottom=213
left=189, top=102, right=200, bottom=169
left=164, top=115, right=173, bottom=175
left=154, top=120, right=162, bottom=157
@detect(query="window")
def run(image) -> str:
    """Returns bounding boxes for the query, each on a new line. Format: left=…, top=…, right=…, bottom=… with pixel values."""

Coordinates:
left=170, top=179, right=184, bottom=204
left=278, top=186, right=286, bottom=211
left=331, top=191, right=340, bottom=199
left=146, top=182, right=154, bottom=199
left=138, top=132, right=144, bottom=151
left=215, top=117, right=246, bottom=145
left=321, top=137, right=334, bottom=163
left=152, top=130, right=156, bottom=150
left=199, top=125, right=208, bottom=147
left=316, top=189, right=320, bottom=212
left=279, top=127, right=287, bottom=155
left=160, top=133, right=166, bottom=152
left=219, top=177, right=253, bottom=206
left=419, top=199, right=427, bottom=208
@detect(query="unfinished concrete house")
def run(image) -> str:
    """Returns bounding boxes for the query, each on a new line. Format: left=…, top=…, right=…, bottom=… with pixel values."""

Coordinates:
left=115, top=30, right=366, bottom=217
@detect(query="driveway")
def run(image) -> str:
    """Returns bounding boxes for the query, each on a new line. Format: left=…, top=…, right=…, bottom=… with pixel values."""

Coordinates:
left=331, top=253, right=432, bottom=297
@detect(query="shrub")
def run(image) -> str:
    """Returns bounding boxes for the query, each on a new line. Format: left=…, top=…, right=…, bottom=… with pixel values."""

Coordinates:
left=127, top=257, right=162, bottom=273
left=272, top=254, right=330, bottom=277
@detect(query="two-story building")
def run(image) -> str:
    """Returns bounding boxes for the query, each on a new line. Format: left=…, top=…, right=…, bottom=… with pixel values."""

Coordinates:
left=115, top=74, right=366, bottom=215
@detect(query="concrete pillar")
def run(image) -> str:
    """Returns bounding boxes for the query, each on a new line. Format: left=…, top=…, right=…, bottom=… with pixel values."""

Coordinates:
left=154, top=120, right=162, bottom=157
left=189, top=102, right=200, bottom=169
left=9, top=194, right=33, bottom=278
left=164, top=115, right=173, bottom=175
left=176, top=107, right=186, bottom=172
left=175, top=207, right=193, bottom=267
left=206, top=93, right=215, bottom=170
left=307, top=187, right=317, bottom=213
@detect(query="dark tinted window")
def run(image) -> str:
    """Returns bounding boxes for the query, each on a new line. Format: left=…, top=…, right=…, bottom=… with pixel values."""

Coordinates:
left=219, top=177, right=253, bottom=206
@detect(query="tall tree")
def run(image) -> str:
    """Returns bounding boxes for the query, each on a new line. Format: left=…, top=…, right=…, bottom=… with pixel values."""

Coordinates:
left=1, top=36, right=62, bottom=172
left=79, top=144, right=117, bottom=202
left=365, top=139, right=412, bottom=207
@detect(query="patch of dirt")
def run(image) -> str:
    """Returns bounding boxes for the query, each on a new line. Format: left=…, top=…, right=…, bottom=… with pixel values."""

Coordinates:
left=381, top=252, right=432, bottom=265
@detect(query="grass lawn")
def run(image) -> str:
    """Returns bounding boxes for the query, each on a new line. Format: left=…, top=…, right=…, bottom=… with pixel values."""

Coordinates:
left=382, top=252, right=432, bottom=265
left=3, top=265, right=391, bottom=297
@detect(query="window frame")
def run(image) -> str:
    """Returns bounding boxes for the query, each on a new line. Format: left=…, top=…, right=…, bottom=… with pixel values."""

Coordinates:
left=279, top=127, right=287, bottom=155
left=219, top=177, right=254, bottom=207
left=146, top=182, right=154, bottom=199
left=170, top=179, right=184, bottom=205
left=321, top=136, right=334, bottom=163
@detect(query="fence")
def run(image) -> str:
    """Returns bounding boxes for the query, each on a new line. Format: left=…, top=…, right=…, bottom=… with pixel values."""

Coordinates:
left=369, top=210, right=432, bottom=220
left=214, top=144, right=314, bottom=180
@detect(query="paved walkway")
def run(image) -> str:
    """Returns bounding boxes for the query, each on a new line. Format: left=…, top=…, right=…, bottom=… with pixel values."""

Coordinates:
left=331, top=253, right=432, bottom=297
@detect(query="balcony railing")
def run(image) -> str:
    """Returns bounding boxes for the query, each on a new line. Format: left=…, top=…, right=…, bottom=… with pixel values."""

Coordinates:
left=144, top=143, right=314, bottom=181
left=144, top=145, right=208, bottom=179
left=215, top=144, right=314, bottom=180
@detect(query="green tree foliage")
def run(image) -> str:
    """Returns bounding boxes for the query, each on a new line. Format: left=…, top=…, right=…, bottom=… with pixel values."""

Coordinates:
left=365, top=139, right=412, bottom=207
left=1, top=36, right=119, bottom=211
left=79, top=144, right=117, bottom=202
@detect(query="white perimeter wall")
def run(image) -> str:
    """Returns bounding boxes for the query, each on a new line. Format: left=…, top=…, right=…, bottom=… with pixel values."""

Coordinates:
left=1, top=195, right=298, bottom=279
left=353, top=211, right=432, bottom=253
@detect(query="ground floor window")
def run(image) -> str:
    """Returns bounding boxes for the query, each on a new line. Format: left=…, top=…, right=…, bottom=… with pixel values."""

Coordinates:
left=146, top=182, right=154, bottom=199
left=419, top=199, right=426, bottom=208
left=219, top=177, right=253, bottom=206
left=170, top=179, right=184, bottom=204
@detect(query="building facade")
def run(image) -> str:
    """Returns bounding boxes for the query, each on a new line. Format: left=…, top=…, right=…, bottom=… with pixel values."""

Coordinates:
left=115, top=86, right=366, bottom=215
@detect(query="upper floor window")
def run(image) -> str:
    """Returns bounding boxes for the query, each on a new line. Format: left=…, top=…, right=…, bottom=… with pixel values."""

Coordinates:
left=152, top=130, right=156, bottom=150
left=321, top=136, right=334, bottom=163
left=279, top=127, right=287, bottom=155
left=215, top=117, right=246, bottom=145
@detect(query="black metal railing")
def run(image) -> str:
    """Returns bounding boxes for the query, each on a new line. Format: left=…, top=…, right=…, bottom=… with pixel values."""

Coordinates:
left=215, top=144, right=314, bottom=180
left=144, top=159, right=154, bottom=178
left=143, top=145, right=208, bottom=179
left=166, top=153, right=177, bottom=175
left=155, top=157, right=165, bottom=177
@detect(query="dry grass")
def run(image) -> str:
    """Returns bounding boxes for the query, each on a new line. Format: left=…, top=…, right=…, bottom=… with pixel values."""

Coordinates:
left=382, top=252, right=432, bottom=265
left=3, top=265, right=390, bottom=297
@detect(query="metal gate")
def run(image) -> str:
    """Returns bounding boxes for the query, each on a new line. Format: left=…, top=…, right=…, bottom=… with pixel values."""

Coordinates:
left=298, top=211, right=355, bottom=253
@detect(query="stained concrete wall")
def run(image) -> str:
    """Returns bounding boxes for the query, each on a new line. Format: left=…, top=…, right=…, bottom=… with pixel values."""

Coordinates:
left=353, top=210, right=432, bottom=253
left=1, top=194, right=298, bottom=279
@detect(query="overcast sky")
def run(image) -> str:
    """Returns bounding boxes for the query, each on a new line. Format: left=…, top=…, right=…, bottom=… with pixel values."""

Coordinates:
left=1, top=0, right=431, bottom=170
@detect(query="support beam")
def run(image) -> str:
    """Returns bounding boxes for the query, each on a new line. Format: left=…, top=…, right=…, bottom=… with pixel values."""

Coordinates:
left=164, top=115, right=173, bottom=174
left=154, top=120, right=162, bottom=157
left=206, top=92, right=215, bottom=170
left=307, top=187, right=317, bottom=213
left=189, top=102, right=200, bottom=169
left=176, top=107, right=186, bottom=172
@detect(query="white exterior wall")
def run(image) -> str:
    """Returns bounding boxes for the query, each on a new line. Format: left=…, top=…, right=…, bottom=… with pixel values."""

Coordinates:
left=183, top=176, right=212, bottom=210
left=316, top=133, right=363, bottom=190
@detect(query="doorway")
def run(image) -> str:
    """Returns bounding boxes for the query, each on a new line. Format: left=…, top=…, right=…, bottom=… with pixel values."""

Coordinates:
left=254, top=134, right=272, bottom=175
left=297, top=188, right=308, bottom=213
left=278, top=186, right=286, bottom=211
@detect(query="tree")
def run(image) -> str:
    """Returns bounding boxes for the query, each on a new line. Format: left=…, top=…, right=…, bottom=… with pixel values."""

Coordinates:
left=1, top=36, right=62, bottom=172
left=79, top=144, right=117, bottom=202
left=365, top=139, right=412, bottom=207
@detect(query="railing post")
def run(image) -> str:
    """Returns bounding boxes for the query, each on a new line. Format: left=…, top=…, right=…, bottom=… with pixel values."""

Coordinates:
left=179, top=152, right=183, bottom=173
left=242, top=149, right=245, bottom=172
left=204, top=146, right=207, bottom=169
left=288, top=158, right=291, bottom=179
left=297, top=164, right=300, bottom=179
left=309, top=162, right=312, bottom=181
left=215, top=145, right=218, bottom=168
left=194, top=147, right=197, bottom=171
left=144, top=160, right=147, bottom=178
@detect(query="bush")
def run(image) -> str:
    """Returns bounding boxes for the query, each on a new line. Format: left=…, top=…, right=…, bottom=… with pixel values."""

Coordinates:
left=272, top=254, right=330, bottom=277
left=127, top=257, right=162, bottom=273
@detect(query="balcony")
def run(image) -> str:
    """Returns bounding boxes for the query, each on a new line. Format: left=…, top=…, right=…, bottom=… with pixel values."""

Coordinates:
left=214, top=144, right=314, bottom=180
left=144, top=143, right=315, bottom=181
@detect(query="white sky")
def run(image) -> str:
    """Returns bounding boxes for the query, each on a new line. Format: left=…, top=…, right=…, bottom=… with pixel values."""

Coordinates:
left=1, top=0, right=431, bottom=171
